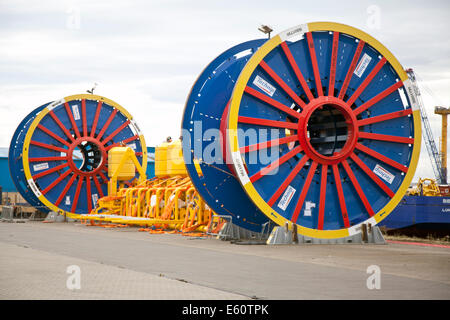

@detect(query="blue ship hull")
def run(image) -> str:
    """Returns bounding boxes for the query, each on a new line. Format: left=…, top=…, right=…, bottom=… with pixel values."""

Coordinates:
left=378, top=196, right=450, bottom=229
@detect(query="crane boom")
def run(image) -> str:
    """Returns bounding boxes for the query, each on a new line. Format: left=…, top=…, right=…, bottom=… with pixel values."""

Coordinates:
left=406, top=68, right=445, bottom=184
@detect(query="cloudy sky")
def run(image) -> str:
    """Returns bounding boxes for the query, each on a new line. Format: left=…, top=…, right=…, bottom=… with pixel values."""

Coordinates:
left=1, top=0, right=449, bottom=182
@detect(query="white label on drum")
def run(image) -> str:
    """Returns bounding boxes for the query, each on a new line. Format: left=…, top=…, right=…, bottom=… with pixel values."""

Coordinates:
left=91, top=193, right=98, bottom=206
left=127, top=143, right=136, bottom=150
left=33, top=162, right=49, bottom=171
left=304, top=201, right=316, bottom=217
left=373, top=164, right=394, bottom=184
left=277, top=185, right=296, bottom=211
left=354, top=53, right=372, bottom=78
left=65, top=196, right=71, bottom=205
left=253, top=75, right=276, bottom=97
left=232, top=151, right=250, bottom=185
left=72, top=104, right=80, bottom=120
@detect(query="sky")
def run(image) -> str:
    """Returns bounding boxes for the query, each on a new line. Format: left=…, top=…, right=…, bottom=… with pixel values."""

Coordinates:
left=1, top=0, right=449, bottom=182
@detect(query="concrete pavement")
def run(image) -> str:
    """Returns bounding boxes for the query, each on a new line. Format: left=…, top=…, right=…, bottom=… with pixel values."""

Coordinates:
left=0, top=221, right=449, bottom=299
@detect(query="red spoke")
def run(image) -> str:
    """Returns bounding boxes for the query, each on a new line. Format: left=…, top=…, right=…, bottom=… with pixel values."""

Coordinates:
left=93, top=175, right=104, bottom=198
left=71, top=176, right=84, bottom=212
left=86, top=177, right=92, bottom=213
left=41, top=169, right=72, bottom=195
left=332, top=164, right=350, bottom=228
left=328, top=31, right=339, bottom=97
left=55, top=173, right=77, bottom=206
left=29, top=156, right=67, bottom=162
left=49, top=110, right=75, bottom=142
left=101, top=120, right=131, bottom=145
left=357, top=109, right=412, bottom=127
left=30, top=140, right=67, bottom=153
left=317, top=164, right=328, bottom=230
left=90, top=101, right=103, bottom=137
left=245, top=86, right=302, bottom=119
left=347, top=57, right=387, bottom=106
left=32, top=163, right=69, bottom=180
left=280, top=42, right=314, bottom=101
left=37, top=124, right=71, bottom=147
left=105, top=135, right=139, bottom=152
left=353, top=81, right=404, bottom=116
left=350, top=153, right=395, bottom=197
left=355, top=143, right=408, bottom=173
left=64, top=102, right=81, bottom=139
left=96, top=109, right=118, bottom=141
left=99, top=171, right=108, bottom=183
left=306, top=32, right=323, bottom=97
left=238, top=116, right=297, bottom=130
left=341, top=159, right=375, bottom=217
left=359, top=132, right=414, bottom=144
left=250, top=146, right=302, bottom=183
left=259, top=61, right=306, bottom=109
left=291, top=161, right=318, bottom=223
left=241, top=134, right=298, bottom=153
left=268, top=155, right=309, bottom=206
left=81, top=99, right=88, bottom=137
left=338, top=40, right=365, bottom=100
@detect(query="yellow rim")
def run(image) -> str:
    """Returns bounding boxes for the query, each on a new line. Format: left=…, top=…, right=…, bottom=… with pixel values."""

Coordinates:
left=227, top=22, right=421, bottom=239
left=22, top=94, right=147, bottom=219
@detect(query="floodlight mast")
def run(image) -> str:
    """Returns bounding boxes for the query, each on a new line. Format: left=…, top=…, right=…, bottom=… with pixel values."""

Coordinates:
left=258, top=25, right=273, bottom=38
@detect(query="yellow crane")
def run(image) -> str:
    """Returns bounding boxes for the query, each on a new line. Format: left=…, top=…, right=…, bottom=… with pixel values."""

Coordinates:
left=434, top=106, right=450, bottom=184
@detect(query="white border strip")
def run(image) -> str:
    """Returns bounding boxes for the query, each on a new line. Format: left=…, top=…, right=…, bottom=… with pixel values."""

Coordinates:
left=403, top=79, right=419, bottom=111
left=347, top=217, right=377, bottom=236
left=46, top=98, right=66, bottom=111
left=279, top=24, right=308, bottom=42
left=27, top=178, right=42, bottom=198
left=231, top=151, right=250, bottom=185
left=130, top=119, right=142, bottom=135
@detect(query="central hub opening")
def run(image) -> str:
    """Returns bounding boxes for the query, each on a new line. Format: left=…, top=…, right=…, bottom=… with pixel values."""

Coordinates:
left=73, top=141, right=103, bottom=172
left=68, top=137, right=107, bottom=175
left=307, top=104, right=349, bottom=157
left=298, top=97, right=358, bottom=165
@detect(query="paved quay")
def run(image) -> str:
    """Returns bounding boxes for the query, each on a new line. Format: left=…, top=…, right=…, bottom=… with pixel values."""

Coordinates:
left=0, top=221, right=449, bottom=299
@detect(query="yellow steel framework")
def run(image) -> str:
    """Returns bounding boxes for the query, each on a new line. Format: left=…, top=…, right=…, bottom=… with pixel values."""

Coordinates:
left=80, top=144, right=225, bottom=235
left=435, top=106, right=450, bottom=184
left=407, top=178, right=441, bottom=196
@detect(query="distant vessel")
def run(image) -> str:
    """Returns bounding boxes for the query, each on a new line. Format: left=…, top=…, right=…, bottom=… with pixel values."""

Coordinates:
left=379, top=195, right=450, bottom=229
left=378, top=179, right=450, bottom=235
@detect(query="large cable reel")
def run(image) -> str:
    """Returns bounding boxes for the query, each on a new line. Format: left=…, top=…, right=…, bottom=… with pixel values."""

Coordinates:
left=9, top=94, right=146, bottom=218
left=183, top=22, right=421, bottom=239
left=182, top=39, right=271, bottom=232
